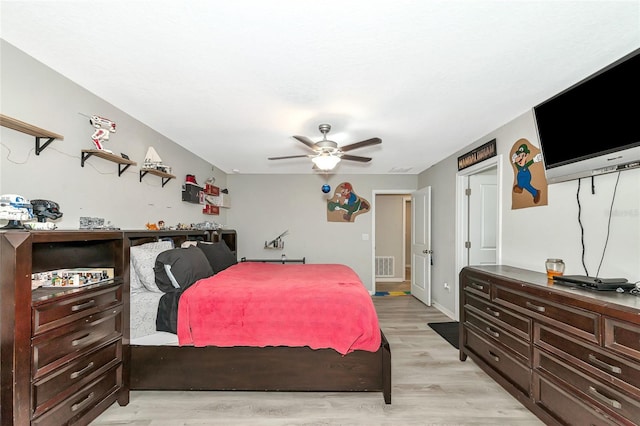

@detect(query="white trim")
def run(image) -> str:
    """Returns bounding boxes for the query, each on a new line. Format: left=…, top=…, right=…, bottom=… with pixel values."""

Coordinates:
left=454, top=155, right=502, bottom=321
left=432, top=300, right=455, bottom=321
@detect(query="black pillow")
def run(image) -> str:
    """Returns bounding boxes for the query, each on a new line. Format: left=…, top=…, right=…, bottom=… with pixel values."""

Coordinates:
left=154, top=246, right=213, bottom=293
left=197, top=240, right=237, bottom=274
left=156, top=292, right=181, bottom=334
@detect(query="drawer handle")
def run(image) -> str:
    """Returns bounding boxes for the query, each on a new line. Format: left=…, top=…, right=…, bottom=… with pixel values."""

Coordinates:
left=588, top=354, right=622, bottom=374
left=485, top=326, right=500, bottom=338
left=469, top=282, right=484, bottom=291
left=71, top=391, right=95, bottom=412
left=525, top=301, right=546, bottom=313
left=71, top=299, right=96, bottom=312
left=588, top=386, right=622, bottom=409
left=70, top=361, right=95, bottom=379
left=71, top=333, right=91, bottom=347
left=485, top=307, right=500, bottom=317
left=488, top=350, right=500, bottom=362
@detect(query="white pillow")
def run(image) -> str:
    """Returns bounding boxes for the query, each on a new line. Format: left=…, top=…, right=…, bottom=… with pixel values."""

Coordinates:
left=130, top=240, right=174, bottom=293
left=180, top=240, right=199, bottom=248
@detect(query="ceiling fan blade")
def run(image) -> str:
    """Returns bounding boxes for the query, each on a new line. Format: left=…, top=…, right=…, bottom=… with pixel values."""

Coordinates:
left=340, top=154, right=372, bottom=162
left=339, top=137, right=382, bottom=152
left=268, top=154, right=311, bottom=160
left=292, top=135, right=318, bottom=150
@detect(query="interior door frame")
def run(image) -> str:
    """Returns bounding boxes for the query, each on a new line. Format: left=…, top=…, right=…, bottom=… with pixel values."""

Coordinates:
left=454, top=155, right=503, bottom=320
left=371, top=189, right=414, bottom=293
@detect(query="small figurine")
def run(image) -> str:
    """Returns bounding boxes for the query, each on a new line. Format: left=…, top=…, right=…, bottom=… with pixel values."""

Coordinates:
left=265, top=230, right=288, bottom=249
left=143, top=147, right=172, bottom=173
left=31, top=199, right=63, bottom=222
left=145, top=222, right=159, bottom=230
left=89, top=114, right=116, bottom=153
left=23, top=199, right=63, bottom=230
left=0, top=194, right=34, bottom=229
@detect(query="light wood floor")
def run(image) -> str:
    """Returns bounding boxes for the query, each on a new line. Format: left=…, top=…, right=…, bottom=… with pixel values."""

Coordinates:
left=93, top=296, right=544, bottom=425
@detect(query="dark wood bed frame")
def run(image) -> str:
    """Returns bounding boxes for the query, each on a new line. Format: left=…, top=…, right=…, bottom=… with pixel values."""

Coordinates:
left=123, top=230, right=392, bottom=404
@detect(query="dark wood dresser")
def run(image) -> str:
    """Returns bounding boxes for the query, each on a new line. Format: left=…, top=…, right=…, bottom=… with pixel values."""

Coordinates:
left=460, top=265, right=640, bottom=426
left=0, top=230, right=128, bottom=425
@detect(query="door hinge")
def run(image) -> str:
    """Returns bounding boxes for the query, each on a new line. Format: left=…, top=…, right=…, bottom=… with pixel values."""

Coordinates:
left=465, top=188, right=471, bottom=196
left=465, top=241, right=471, bottom=249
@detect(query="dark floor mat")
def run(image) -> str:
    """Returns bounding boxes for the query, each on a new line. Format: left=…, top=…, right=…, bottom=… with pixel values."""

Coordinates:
left=427, top=321, right=459, bottom=349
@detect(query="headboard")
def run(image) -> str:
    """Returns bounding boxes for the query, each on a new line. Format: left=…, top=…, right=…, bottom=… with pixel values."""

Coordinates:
left=124, top=230, right=210, bottom=248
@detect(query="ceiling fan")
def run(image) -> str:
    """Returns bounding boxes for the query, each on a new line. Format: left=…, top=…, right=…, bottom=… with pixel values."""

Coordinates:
left=268, top=124, right=382, bottom=171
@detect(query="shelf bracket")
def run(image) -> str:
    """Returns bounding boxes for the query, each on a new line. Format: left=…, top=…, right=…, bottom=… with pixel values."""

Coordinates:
left=35, top=136, right=56, bottom=155
left=118, top=163, right=132, bottom=176
left=81, top=151, right=94, bottom=167
left=82, top=151, right=131, bottom=177
left=140, top=170, right=173, bottom=187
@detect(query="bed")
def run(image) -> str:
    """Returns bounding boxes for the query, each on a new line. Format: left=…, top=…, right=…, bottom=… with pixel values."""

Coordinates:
left=124, top=230, right=391, bottom=404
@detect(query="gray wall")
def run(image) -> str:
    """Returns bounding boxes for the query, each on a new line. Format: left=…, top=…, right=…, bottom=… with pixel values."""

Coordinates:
left=3, top=39, right=638, bottom=319
left=1, top=40, right=227, bottom=230
left=225, top=174, right=417, bottom=290
left=420, top=110, right=640, bottom=317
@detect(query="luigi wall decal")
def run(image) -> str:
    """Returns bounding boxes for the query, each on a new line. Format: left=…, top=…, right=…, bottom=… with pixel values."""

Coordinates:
left=327, top=182, right=371, bottom=222
left=510, top=138, right=548, bottom=209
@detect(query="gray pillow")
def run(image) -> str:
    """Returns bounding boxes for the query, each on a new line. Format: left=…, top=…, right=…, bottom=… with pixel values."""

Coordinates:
left=130, top=240, right=174, bottom=293
left=197, top=240, right=237, bottom=274
left=154, top=246, right=214, bottom=292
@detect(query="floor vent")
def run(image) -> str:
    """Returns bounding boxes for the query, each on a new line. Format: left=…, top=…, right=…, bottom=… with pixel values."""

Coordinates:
left=375, top=256, right=395, bottom=278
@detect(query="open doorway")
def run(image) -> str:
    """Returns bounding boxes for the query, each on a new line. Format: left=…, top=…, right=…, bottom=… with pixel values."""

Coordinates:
left=372, top=191, right=413, bottom=294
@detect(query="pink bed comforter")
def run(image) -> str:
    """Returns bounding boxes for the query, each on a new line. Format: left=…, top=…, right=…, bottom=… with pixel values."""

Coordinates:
left=177, top=262, right=381, bottom=355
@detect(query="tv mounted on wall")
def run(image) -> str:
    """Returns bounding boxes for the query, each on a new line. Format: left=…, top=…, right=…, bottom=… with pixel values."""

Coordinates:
left=533, top=47, right=640, bottom=184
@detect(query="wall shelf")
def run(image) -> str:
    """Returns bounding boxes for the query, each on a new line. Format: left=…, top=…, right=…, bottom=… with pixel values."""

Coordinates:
left=202, top=205, right=219, bottom=215
left=0, top=113, right=64, bottom=155
left=139, top=168, right=176, bottom=187
left=204, top=184, right=219, bottom=196
left=81, top=149, right=137, bottom=175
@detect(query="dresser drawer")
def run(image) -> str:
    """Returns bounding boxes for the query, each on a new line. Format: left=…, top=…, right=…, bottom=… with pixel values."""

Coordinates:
left=535, top=348, right=640, bottom=423
left=464, top=327, right=531, bottom=396
left=604, top=317, right=640, bottom=360
left=535, top=323, right=640, bottom=398
left=32, top=284, right=121, bottom=336
left=465, top=293, right=530, bottom=339
left=462, top=273, right=491, bottom=299
left=493, top=284, right=600, bottom=343
left=32, top=305, right=122, bottom=379
left=465, top=310, right=531, bottom=363
left=532, top=372, right=623, bottom=426
left=32, top=340, right=121, bottom=417
left=31, top=365, right=121, bottom=426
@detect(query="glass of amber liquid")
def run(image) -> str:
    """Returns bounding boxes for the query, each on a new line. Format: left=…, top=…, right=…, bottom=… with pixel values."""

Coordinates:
left=545, top=258, right=565, bottom=280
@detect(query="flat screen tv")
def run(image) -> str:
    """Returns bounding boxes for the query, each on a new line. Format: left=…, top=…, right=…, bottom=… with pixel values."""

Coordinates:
left=533, top=47, right=640, bottom=184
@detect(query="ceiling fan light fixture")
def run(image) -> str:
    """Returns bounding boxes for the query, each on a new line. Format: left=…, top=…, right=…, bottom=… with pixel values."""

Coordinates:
left=312, top=154, right=341, bottom=171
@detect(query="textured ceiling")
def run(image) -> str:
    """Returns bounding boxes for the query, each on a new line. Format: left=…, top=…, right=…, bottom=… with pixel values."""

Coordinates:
left=1, top=1, right=639, bottom=175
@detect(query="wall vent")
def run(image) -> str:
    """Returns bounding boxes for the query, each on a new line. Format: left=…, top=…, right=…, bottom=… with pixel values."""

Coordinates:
left=375, top=256, right=395, bottom=278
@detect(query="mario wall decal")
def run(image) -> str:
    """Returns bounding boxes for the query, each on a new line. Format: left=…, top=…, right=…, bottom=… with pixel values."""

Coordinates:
left=326, top=182, right=370, bottom=222
left=510, top=138, right=548, bottom=209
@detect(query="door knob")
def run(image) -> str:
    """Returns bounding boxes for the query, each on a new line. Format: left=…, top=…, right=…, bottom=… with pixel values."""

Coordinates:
left=422, top=249, right=433, bottom=254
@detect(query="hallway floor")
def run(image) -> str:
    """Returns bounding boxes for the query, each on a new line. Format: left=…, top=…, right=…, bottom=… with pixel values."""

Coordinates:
left=376, top=266, right=410, bottom=293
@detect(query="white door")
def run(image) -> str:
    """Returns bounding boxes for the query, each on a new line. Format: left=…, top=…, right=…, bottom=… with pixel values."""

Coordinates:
left=411, top=186, right=431, bottom=305
left=468, top=171, right=497, bottom=265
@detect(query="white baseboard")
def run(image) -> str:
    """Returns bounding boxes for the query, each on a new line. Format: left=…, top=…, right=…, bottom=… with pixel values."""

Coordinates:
left=432, top=300, right=456, bottom=321
left=375, top=277, right=404, bottom=282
